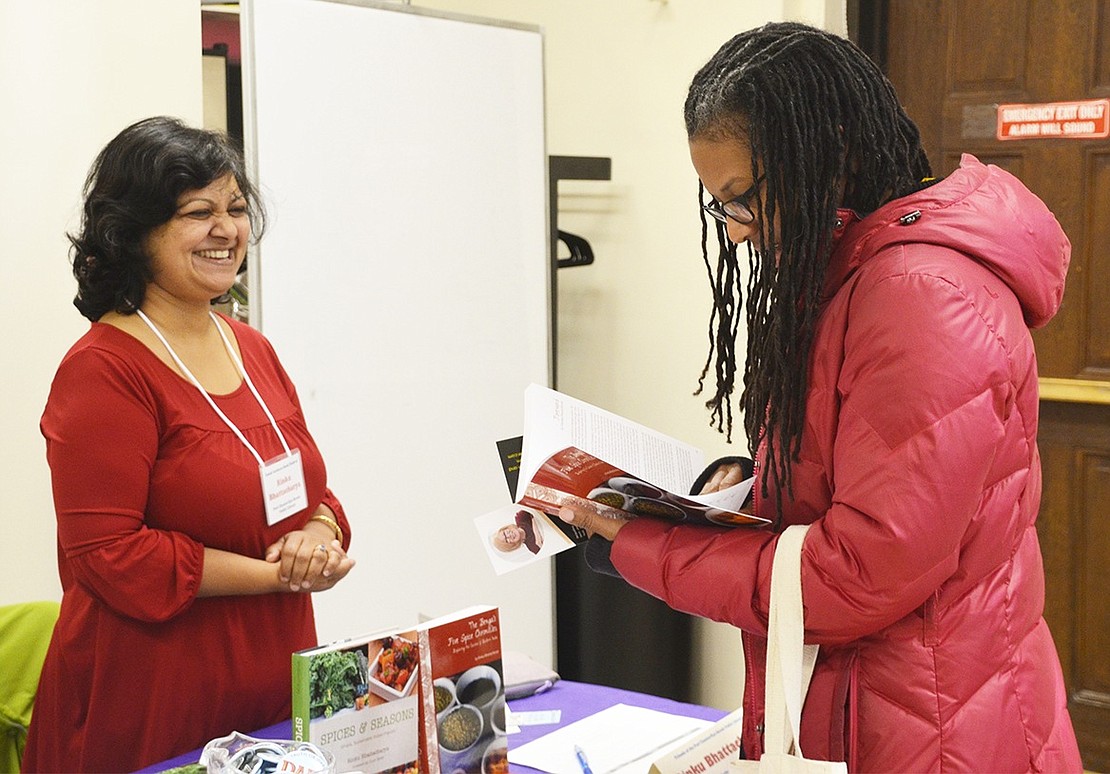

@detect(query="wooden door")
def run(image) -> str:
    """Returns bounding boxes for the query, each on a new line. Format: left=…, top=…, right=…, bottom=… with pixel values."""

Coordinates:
left=870, top=1, right=1110, bottom=768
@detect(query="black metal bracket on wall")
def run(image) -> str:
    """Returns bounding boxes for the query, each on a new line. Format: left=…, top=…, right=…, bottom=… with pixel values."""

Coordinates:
left=548, top=155, right=611, bottom=388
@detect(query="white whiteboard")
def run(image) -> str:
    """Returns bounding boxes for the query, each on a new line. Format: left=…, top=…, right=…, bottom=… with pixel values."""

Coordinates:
left=241, top=0, right=553, bottom=664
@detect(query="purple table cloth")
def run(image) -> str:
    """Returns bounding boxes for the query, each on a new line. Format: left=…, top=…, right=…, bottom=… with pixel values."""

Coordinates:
left=139, top=680, right=727, bottom=772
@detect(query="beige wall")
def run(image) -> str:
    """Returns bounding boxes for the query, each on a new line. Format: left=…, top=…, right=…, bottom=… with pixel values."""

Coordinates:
left=433, top=0, right=771, bottom=710
left=1, top=0, right=844, bottom=713
left=0, top=1, right=202, bottom=602
left=415, top=0, right=844, bottom=710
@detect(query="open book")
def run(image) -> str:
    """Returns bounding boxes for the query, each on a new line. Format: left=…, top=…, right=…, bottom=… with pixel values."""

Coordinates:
left=478, top=385, right=768, bottom=574
left=518, top=384, right=764, bottom=527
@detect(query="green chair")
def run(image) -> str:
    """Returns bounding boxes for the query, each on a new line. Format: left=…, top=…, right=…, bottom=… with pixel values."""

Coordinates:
left=0, top=601, right=59, bottom=774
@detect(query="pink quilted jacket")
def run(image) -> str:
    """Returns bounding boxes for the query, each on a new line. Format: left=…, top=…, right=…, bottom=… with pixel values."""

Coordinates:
left=612, top=156, right=1083, bottom=772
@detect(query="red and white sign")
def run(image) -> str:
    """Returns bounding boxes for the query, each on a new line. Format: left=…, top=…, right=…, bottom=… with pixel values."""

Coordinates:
left=997, top=99, right=1110, bottom=140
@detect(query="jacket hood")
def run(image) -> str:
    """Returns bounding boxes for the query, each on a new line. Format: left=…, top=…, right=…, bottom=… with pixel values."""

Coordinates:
left=828, top=154, right=1070, bottom=329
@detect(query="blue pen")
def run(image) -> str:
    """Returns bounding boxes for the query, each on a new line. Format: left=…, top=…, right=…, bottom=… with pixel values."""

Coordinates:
left=574, top=745, right=594, bottom=774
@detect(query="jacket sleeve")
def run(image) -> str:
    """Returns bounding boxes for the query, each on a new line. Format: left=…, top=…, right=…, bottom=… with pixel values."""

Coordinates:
left=42, top=348, right=204, bottom=623
left=613, top=518, right=778, bottom=634
left=614, top=253, right=1014, bottom=644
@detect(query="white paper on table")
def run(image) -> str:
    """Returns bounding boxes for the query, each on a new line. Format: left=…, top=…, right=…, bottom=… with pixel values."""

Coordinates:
left=512, top=709, right=562, bottom=726
left=507, top=703, right=712, bottom=774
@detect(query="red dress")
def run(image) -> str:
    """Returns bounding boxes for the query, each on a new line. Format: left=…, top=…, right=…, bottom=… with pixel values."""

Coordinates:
left=24, top=315, right=350, bottom=773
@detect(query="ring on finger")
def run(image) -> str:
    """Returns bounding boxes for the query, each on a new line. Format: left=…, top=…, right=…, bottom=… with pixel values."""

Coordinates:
left=314, top=544, right=328, bottom=554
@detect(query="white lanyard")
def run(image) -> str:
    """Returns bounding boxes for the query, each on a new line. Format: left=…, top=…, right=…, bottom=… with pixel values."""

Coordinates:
left=136, top=309, right=290, bottom=465
left=136, top=309, right=308, bottom=523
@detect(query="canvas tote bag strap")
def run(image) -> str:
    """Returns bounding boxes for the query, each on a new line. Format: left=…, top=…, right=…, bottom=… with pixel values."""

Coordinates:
left=764, top=524, right=819, bottom=757
left=753, top=523, right=847, bottom=774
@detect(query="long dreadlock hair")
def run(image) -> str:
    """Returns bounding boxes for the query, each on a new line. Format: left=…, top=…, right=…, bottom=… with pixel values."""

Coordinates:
left=684, top=22, right=931, bottom=521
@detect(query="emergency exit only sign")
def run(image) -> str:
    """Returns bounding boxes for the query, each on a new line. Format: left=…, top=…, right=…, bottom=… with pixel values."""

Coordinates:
left=997, top=99, right=1110, bottom=140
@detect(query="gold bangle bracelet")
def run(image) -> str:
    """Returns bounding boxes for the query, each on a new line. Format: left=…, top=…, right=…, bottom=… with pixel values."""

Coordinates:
left=310, top=513, right=343, bottom=543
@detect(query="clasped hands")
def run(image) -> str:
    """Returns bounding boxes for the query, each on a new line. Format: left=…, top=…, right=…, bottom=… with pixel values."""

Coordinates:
left=264, top=527, right=355, bottom=593
left=558, top=461, right=750, bottom=541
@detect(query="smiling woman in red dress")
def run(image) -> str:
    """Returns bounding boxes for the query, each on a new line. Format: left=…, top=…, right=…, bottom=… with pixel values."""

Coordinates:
left=23, top=117, right=356, bottom=773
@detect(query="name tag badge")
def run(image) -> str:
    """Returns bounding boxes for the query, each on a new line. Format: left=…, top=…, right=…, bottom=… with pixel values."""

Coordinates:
left=261, top=449, right=309, bottom=525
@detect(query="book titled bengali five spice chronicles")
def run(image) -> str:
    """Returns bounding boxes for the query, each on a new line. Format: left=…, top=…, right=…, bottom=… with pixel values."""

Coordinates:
left=292, top=625, right=422, bottom=774
left=417, top=605, right=507, bottom=774
left=503, top=385, right=768, bottom=541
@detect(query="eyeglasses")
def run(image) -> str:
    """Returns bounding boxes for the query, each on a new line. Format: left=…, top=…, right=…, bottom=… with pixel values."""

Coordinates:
left=702, top=174, right=765, bottom=225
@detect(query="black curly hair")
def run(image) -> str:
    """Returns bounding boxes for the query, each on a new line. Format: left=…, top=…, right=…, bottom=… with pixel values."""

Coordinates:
left=69, top=116, right=265, bottom=321
left=684, top=22, right=931, bottom=518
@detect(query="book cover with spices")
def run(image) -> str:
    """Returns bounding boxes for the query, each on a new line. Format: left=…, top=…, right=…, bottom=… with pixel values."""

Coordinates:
left=292, top=627, right=421, bottom=774
left=416, top=606, right=507, bottom=774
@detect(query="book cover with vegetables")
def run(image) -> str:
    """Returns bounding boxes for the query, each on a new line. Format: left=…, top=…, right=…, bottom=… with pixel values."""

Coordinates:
left=416, top=606, right=506, bottom=774
left=292, top=627, right=421, bottom=774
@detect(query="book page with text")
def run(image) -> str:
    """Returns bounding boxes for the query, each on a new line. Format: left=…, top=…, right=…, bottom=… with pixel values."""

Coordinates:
left=517, top=384, right=704, bottom=502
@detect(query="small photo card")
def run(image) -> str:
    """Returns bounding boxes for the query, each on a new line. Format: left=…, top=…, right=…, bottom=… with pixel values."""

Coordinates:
left=475, top=504, right=575, bottom=575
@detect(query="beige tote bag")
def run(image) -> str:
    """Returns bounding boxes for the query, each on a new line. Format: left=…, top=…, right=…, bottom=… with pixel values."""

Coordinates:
left=735, top=524, right=847, bottom=774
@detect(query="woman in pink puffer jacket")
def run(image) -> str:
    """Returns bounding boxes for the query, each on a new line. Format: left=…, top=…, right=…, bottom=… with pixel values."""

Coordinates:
left=562, top=22, right=1083, bottom=773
